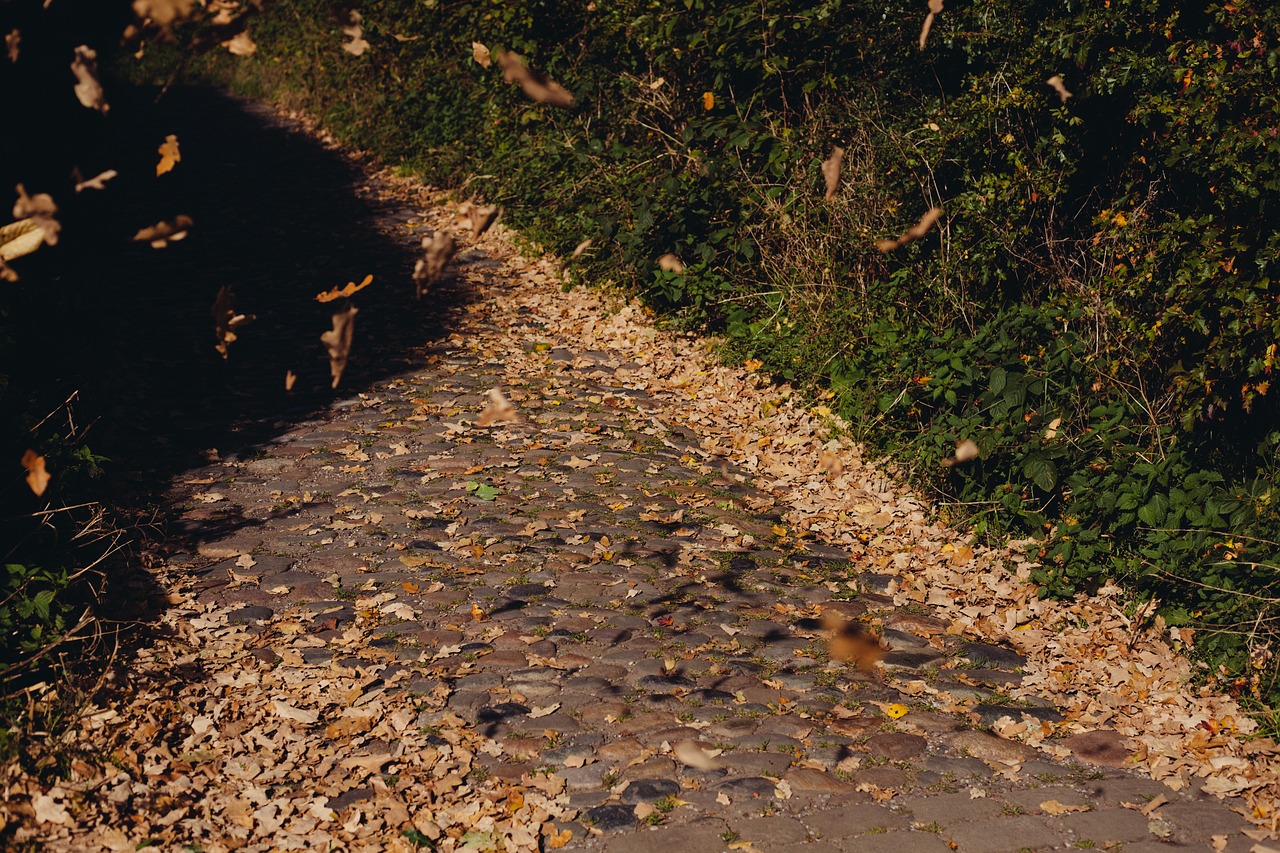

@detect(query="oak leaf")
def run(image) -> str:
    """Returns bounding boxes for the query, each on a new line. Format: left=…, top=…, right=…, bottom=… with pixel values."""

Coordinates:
left=321, top=304, right=358, bottom=387
left=156, top=134, right=180, bottom=176
left=316, top=273, right=373, bottom=303
left=497, top=51, right=573, bottom=107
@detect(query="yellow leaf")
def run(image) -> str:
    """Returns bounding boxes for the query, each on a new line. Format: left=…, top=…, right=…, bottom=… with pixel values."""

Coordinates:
left=0, top=218, right=45, bottom=263
left=885, top=703, right=909, bottom=719
left=401, top=581, right=420, bottom=594
left=471, top=603, right=488, bottom=622
left=702, top=91, right=714, bottom=110
left=316, top=273, right=373, bottom=303
left=21, top=449, right=49, bottom=496
left=156, top=134, right=180, bottom=176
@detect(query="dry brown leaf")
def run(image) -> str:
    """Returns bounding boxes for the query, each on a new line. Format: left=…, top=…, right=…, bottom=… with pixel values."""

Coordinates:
left=477, top=388, right=520, bottom=427
left=1040, top=799, right=1089, bottom=815
left=546, top=825, right=573, bottom=849
left=342, top=11, right=369, bottom=56
left=321, top=304, right=358, bottom=388
left=818, top=449, right=844, bottom=477
left=222, top=30, right=256, bottom=56
left=22, top=449, right=50, bottom=496
left=71, top=45, right=108, bottom=113
left=672, top=739, right=721, bottom=771
left=6, top=28, right=19, bottom=63
left=569, top=238, right=593, bottom=263
left=940, top=437, right=980, bottom=468
left=13, top=184, right=60, bottom=246
left=316, top=273, right=373, bottom=303
left=413, top=231, right=456, bottom=297
left=472, top=41, right=491, bottom=68
left=132, top=0, right=196, bottom=27
left=822, top=146, right=844, bottom=201
left=919, top=0, right=944, bottom=49
left=0, top=219, right=47, bottom=270
left=497, top=51, right=574, bottom=108
left=132, top=214, right=192, bottom=248
left=1046, top=75, right=1073, bottom=103
left=469, top=204, right=500, bottom=240
left=285, top=370, right=297, bottom=391
left=74, top=169, right=118, bottom=193
left=877, top=206, right=943, bottom=252
left=156, top=134, right=180, bottom=176
left=657, top=253, right=684, bottom=274
left=822, top=611, right=884, bottom=672
left=212, top=285, right=254, bottom=359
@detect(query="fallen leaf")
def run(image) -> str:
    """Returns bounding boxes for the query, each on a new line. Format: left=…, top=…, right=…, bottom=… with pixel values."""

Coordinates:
left=884, top=703, right=909, bottom=719
left=21, top=449, right=50, bottom=496
left=497, top=51, right=574, bottom=107
left=1046, top=74, right=1073, bottom=103
left=413, top=231, right=455, bottom=296
left=71, top=45, right=108, bottom=113
left=272, top=700, right=319, bottom=725
left=716, top=792, right=731, bottom=806
left=529, top=703, right=561, bottom=719
left=633, top=802, right=655, bottom=820
left=1040, top=799, right=1089, bottom=815
left=74, top=169, right=118, bottom=192
left=477, top=388, right=520, bottom=427
left=877, top=206, right=943, bottom=252
left=1139, top=794, right=1169, bottom=816
left=470, top=603, right=488, bottom=622
left=321, top=304, right=358, bottom=388
left=212, top=285, right=254, bottom=359
left=316, top=273, right=373, bottom=303
left=156, top=134, right=180, bottom=176
left=822, top=146, right=844, bottom=201
left=546, top=825, right=573, bottom=848
left=1044, top=416, right=1062, bottom=439
left=819, top=449, right=844, bottom=476
left=133, top=214, right=193, bottom=248
left=32, top=794, right=69, bottom=825
left=472, top=41, right=491, bottom=68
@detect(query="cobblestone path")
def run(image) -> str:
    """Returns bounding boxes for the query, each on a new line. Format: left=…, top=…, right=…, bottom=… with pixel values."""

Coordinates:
left=11, top=96, right=1259, bottom=852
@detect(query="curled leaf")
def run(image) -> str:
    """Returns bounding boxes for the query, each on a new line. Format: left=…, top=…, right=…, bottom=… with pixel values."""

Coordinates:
left=71, top=45, right=108, bottom=113
left=6, top=29, right=18, bottom=63
left=702, top=91, right=715, bottom=110
left=471, top=41, right=491, bottom=68
left=285, top=370, right=297, bottom=392
left=1046, top=74, right=1073, bottom=103
left=822, top=146, right=844, bottom=201
left=497, top=51, right=573, bottom=107
left=22, top=449, right=50, bottom=496
left=13, top=185, right=60, bottom=246
left=876, top=206, right=943, bottom=252
left=132, top=214, right=193, bottom=249
left=469, top=204, right=500, bottom=240
left=74, top=169, right=118, bottom=193
left=316, top=273, right=373, bottom=303
left=212, top=285, right=254, bottom=359
left=156, top=134, right=180, bottom=176
left=413, top=231, right=456, bottom=297
left=476, top=388, right=520, bottom=427
left=0, top=219, right=47, bottom=269
left=321, top=304, right=358, bottom=388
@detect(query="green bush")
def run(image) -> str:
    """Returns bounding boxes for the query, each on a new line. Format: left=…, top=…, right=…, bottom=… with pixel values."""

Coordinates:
left=150, top=0, right=1280, bottom=703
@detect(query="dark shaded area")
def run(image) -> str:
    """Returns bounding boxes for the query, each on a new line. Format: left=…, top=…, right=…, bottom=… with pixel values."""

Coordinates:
left=1, top=81, right=470, bottom=681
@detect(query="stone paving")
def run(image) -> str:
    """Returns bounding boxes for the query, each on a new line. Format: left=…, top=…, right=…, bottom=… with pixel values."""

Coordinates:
left=144, top=165, right=1258, bottom=852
